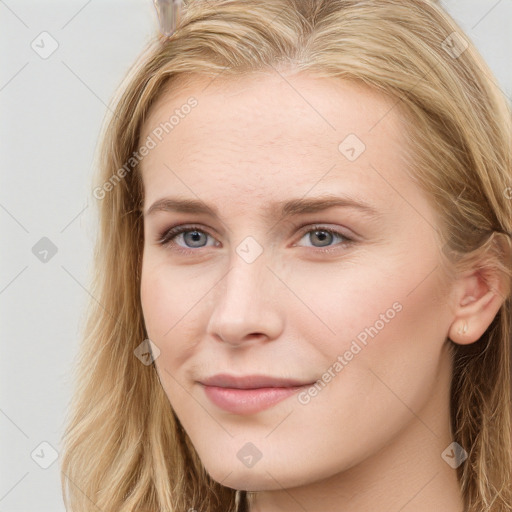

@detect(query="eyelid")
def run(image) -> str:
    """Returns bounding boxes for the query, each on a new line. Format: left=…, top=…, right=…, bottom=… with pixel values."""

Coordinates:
left=291, top=221, right=355, bottom=240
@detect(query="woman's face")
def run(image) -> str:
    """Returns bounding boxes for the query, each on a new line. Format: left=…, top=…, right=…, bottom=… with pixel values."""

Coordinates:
left=139, top=72, right=457, bottom=491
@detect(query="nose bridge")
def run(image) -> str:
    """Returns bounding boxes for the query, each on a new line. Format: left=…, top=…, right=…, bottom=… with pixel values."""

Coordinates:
left=206, top=240, right=283, bottom=345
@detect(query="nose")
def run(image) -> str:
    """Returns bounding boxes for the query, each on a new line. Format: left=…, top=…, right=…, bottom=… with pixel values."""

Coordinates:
left=206, top=247, right=284, bottom=348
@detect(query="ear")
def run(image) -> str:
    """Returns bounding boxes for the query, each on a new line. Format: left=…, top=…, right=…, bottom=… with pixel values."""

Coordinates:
left=448, top=265, right=509, bottom=345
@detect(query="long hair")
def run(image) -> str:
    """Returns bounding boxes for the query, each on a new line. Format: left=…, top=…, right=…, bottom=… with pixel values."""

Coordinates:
left=60, top=1, right=512, bottom=511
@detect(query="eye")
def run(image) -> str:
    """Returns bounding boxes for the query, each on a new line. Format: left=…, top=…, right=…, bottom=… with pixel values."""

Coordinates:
left=156, top=225, right=217, bottom=251
left=294, top=225, right=354, bottom=252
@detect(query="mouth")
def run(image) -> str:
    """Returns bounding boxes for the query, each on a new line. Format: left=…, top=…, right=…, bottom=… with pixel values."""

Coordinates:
left=198, top=373, right=315, bottom=415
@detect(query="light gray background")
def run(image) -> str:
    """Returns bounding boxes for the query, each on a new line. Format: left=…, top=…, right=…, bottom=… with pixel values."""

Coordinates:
left=1, top=1, right=511, bottom=510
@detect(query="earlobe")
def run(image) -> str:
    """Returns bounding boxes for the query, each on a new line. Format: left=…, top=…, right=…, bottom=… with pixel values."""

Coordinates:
left=456, top=321, right=468, bottom=336
left=448, top=285, right=505, bottom=346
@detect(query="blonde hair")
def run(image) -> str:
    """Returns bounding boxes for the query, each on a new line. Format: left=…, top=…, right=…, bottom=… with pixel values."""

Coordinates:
left=60, top=1, right=512, bottom=511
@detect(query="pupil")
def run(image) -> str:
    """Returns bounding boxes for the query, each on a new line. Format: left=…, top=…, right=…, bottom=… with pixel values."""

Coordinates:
left=314, top=230, right=331, bottom=246
left=186, top=231, right=203, bottom=246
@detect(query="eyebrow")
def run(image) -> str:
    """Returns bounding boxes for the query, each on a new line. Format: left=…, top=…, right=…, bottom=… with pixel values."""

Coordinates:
left=144, top=194, right=382, bottom=221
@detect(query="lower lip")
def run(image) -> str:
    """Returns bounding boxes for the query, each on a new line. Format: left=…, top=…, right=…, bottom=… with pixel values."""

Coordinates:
left=201, top=384, right=309, bottom=415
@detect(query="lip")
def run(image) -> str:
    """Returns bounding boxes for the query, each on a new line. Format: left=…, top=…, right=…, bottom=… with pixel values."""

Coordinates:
left=199, top=373, right=312, bottom=389
left=198, top=373, right=314, bottom=415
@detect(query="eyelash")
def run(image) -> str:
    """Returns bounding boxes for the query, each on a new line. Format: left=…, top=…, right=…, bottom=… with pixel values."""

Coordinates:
left=156, top=223, right=355, bottom=255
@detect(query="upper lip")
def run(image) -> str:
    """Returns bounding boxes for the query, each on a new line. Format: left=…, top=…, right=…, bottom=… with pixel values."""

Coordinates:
left=199, top=373, right=313, bottom=389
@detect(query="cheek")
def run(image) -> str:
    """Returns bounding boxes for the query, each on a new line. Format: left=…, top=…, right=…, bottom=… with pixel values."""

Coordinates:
left=301, top=249, right=451, bottom=393
left=140, top=259, right=189, bottom=349
left=140, top=264, right=166, bottom=340
left=282, top=256, right=409, bottom=353
left=339, top=267, right=450, bottom=407
left=140, top=267, right=194, bottom=401
left=288, top=266, right=451, bottom=457
left=140, top=258, right=211, bottom=370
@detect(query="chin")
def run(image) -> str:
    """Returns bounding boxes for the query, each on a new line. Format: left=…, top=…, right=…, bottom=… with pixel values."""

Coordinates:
left=203, top=458, right=314, bottom=492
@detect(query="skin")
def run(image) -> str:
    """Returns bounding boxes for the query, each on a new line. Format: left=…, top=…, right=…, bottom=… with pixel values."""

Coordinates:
left=139, top=70, right=506, bottom=512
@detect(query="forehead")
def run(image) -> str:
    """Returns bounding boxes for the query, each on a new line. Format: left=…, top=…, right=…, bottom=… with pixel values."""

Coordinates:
left=139, top=71, right=412, bottom=212
left=141, top=70, right=401, bottom=144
